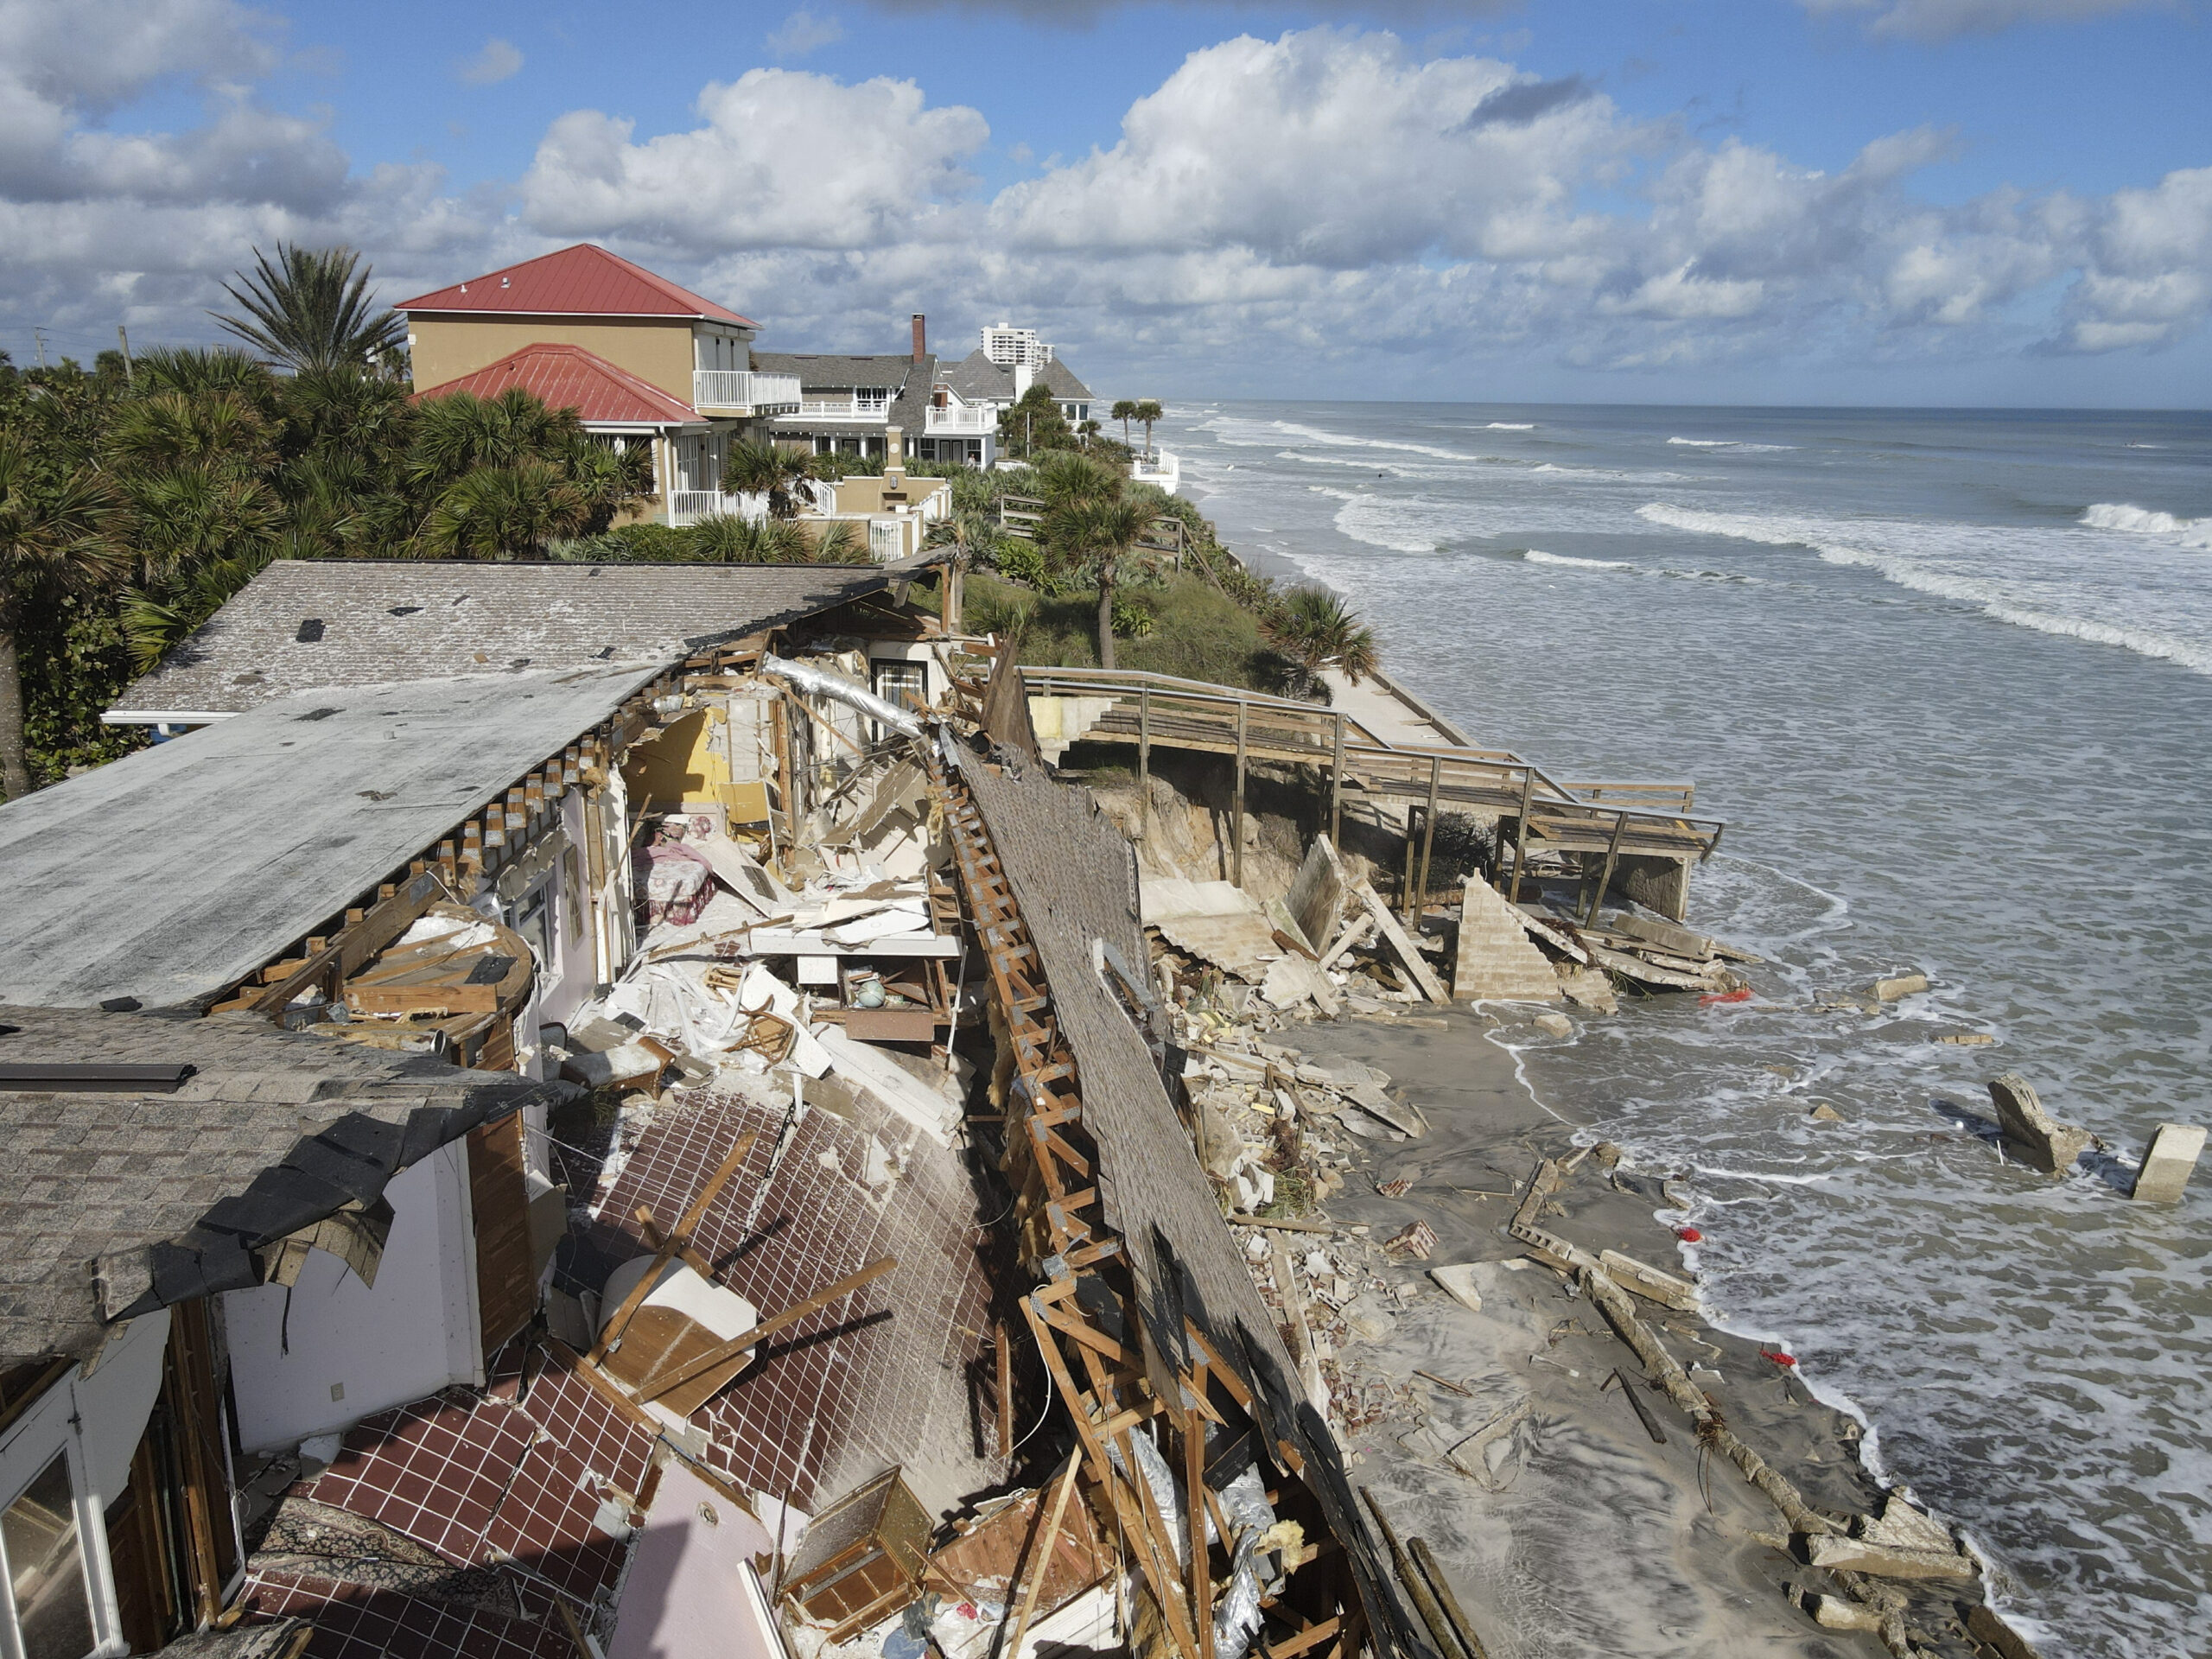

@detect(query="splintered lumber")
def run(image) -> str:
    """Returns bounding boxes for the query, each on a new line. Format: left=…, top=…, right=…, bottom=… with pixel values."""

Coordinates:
left=1356, top=882, right=1450, bottom=1004
left=1360, top=1489, right=1462, bottom=1659
left=1577, top=1264, right=1834, bottom=1536
left=1003, top=1453, right=1084, bottom=1659
left=1408, top=1535, right=1491, bottom=1659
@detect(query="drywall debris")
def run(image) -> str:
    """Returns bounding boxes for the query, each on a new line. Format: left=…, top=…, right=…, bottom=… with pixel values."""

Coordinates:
left=1808, top=1103, right=1844, bottom=1123
left=1872, top=971, right=1929, bottom=1001
left=1936, top=1032, right=1996, bottom=1046
left=1986, top=1073, right=2091, bottom=1175
left=1427, top=1264, right=1483, bottom=1313
left=2130, top=1122, right=2204, bottom=1204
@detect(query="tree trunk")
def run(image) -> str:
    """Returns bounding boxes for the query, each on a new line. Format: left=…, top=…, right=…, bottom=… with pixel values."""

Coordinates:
left=0, top=613, right=31, bottom=801
left=1096, top=567, right=1117, bottom=673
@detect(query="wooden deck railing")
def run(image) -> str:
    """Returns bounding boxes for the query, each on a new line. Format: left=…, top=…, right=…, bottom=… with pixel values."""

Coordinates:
left=1020, top=664, right=1724, bottom=919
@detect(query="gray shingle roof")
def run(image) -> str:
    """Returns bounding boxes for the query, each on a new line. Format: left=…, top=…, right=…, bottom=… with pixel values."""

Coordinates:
left=747, top=352, right=921, bottom=391
left=0, top=1006, right=561, bottom=1363
left=0, top=668, right=656, bottom=1011
left=949, top=746, right=1417, bottom=1659
left=940, top=350, right=1094, bottom=406
left=112, top=561, right=890, bottom=719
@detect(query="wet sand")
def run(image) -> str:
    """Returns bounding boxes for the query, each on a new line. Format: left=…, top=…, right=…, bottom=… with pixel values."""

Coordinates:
left=1283, top=1005, right=1920, bottom=1659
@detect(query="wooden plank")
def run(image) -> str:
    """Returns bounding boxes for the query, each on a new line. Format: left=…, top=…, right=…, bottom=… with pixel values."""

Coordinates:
left=467, top=1114, right=537, bottom=1360
left=245, top=869, right=442, bottom=1014
left=1004, top=1453, right=1084, bottom=1659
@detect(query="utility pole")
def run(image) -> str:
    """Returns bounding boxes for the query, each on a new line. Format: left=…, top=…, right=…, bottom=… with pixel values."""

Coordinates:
left=117, top=325, right=133, bottom=388
left=33, top=327, right=47, bottom=369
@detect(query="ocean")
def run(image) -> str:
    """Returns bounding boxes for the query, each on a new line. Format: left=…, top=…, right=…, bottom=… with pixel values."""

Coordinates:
left=1165, top=403, right=2212, bottom=1659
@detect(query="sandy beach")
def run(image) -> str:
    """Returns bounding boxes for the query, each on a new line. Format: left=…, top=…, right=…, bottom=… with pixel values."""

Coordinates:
left=1274, top=1005, right=1935, bottom=1658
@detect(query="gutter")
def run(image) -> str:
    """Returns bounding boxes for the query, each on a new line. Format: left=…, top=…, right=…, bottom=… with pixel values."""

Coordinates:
left=99, top=710, right=236, bottom=728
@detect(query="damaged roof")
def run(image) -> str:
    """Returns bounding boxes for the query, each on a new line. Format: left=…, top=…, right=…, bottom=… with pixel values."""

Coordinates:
left=949, top=743, right=1420, bottom=1658
left=0, top=1006, right=562, bottom=1364
left=0, top=667, right=657, bottom=1011
left=111, top=560, right=891, bottom=720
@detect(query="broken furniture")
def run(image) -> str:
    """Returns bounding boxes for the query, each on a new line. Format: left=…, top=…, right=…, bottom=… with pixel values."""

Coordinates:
left=781, top=1468, right=932, bottom=1643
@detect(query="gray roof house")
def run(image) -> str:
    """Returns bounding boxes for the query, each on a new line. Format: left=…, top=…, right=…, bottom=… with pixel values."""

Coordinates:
left=108, top=559, right=894, bottom=724
left=753, top=344, right=938, bottom=461
left=0, top=1004, right=559, bottom=1363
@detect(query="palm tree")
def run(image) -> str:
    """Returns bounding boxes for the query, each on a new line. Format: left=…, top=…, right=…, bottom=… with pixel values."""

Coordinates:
left=1034, top=450, right=1124, bottom=511
left=1135, top=399, right=1164, bottom=461
left=133, top=346, right=276, bottom=404
left=420, top=460, right=589, bottom=560
left=1112, top=399, right=1138, bottom=449
left=925, top=507, right=1007, bottom=631
left=111, top=391, right=277, bottom=480
left=0, top=444, right=126, bottom=798
left=408, top=387, right=584, bottom=495
left=213, top=245, right=407, bottom=374
left=1265, top=585, right=1379, bottom=685
left=723, top=439, right=824, bottom=520
left=1044, top=495, right=1152, bottom=671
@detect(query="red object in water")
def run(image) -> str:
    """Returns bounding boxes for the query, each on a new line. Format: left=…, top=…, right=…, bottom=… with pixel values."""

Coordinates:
left=1761, top=1350, right=1798, bottom=1368
left=1676, top=1227, right=1703, bottom=1243
left=1700, top=987, right=1754, bottom=1005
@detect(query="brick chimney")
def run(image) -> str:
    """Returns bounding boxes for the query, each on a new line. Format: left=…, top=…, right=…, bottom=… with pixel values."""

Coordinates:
left=911, top=313, right=926, bottom=362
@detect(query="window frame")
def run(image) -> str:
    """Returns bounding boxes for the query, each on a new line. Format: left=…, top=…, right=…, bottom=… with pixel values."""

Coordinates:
left=0, top=1384, right=125, bottom=1659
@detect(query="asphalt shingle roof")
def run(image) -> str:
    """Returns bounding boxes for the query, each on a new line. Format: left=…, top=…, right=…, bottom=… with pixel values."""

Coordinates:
left=940, top=349, right=1093, bottom=405
left=950, top=747, right=1419, bottom=1659
left=0, top=1006, right=561, bottom=1363
left=747, top=352, right=920, bottom=391
left=112, top=560, right=889, bottom=718
left=1, top=668, right=657, bottom=1011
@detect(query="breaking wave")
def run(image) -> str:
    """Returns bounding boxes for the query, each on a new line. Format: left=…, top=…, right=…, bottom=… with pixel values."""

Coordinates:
left=1483, top=422, right=1536, bottom=429
left=1668, top=437, right=1797, bottom=452
left=2082, top=501, right=2212, bottom=547
left=1639, top=502, right=2212, bottom=675
left=1524, top=549, right=1634, bottom=569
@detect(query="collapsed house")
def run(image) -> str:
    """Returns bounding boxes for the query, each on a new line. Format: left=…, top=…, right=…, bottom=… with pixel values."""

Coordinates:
left=2, top=546, right=1734, bottom=1659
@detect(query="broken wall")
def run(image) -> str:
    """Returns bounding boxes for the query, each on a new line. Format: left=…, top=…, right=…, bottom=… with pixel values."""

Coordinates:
left=224, top=1144, right=483, bottom=1451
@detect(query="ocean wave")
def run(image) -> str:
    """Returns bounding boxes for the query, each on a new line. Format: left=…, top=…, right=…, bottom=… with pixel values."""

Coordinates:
left=1525, top=549, right=1634, bottom=569
left=1640, top=501, right=2212, bottom=674
left=1307, top=484, right=1466, bottom=554
left=1207, top=415, right=1472, bottom=463
left=1532, top=461, right=1699, bottom=483
left=2081, top=501, right=2212, bottom=547
left=1667, top=437, right=1798, bottom=452
left=1483, top=422, right=1536, bottom=429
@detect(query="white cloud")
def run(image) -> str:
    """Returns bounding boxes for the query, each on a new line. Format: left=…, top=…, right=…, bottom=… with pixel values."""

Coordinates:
left=1798, top=0, right=2171, bottom=41
left=518, top=69, right=987, bottom=252
left=454, top=38, right=524, bottom=86
left=767, top=10, right=847, bottom=56
left=1, top=16, right=2207, bottom=395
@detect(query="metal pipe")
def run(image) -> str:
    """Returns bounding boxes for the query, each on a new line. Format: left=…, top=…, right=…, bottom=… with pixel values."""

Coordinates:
left=760, top=654, right=925, bottom=738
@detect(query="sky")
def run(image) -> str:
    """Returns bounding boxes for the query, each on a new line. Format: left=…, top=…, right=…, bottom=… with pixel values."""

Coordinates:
left=1, top=0, right=2208, bottom=406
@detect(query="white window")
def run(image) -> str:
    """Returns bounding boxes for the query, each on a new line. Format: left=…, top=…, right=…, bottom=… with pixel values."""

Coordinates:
left=1, top=1452, right=93, bottom=1659
left=855, top=387, right=889, bottom=416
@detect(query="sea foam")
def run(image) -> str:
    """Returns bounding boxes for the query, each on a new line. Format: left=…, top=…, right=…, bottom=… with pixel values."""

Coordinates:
left=2081, top=501, right=2212, bottom=547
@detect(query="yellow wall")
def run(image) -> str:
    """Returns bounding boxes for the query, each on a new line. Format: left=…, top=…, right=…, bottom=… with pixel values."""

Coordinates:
left=409, top=315, right=697, bottom=403
left=619, top=704, right=771, bottom=823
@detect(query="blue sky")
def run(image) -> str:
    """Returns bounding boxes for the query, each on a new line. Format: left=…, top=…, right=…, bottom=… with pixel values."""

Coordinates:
left=3, top=0, right=2208, bottom=404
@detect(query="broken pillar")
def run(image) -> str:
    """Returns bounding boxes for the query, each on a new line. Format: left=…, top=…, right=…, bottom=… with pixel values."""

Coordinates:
left=1453, top=876, right=1562, bottom=1003
left=1614, top=852, right=1692, bottom=922
left=1987, top=1073, right=2091, bottom=1176
left=2131, top=1122, right=2204, bottom=1204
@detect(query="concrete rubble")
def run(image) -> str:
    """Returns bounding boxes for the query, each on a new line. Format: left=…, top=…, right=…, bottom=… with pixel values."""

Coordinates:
left=1986, top=1072, right=2093, bottom=1175
left=2130, top=1122, right=2204, bottom=1203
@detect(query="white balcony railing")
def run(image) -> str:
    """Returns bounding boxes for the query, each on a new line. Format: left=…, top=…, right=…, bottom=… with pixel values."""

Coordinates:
left=668, top=490, right=736, bottom=526
left=1129, top=448, right=1181, bottom=496
left=925, top=404, right=997, bottom=435
left=692, top=371, right=802, bottom=413
left=779, top=397, right=890, bottom=423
